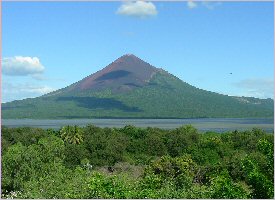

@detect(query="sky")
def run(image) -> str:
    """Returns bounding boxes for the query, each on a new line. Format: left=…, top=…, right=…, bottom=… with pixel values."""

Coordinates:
left=2, top=1, right=274, bottom=103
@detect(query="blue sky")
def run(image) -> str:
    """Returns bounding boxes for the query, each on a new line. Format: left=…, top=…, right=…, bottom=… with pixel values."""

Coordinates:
left=2, top=1, right=274, bottom=102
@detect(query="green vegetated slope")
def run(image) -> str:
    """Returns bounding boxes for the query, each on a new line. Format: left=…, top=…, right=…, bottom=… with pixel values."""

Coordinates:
left=112, top=72, right=274, bottom=118
left=1, top=125, right=274, bottom=199
left=2, top=71, right=273, bottom=119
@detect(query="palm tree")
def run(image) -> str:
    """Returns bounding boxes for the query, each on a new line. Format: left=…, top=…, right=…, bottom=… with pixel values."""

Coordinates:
left=60, top=125, right=84, bottom=144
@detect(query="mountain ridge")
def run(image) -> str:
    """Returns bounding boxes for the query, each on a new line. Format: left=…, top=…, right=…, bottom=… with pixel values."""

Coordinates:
left=2, top=54, right=274, bottom=119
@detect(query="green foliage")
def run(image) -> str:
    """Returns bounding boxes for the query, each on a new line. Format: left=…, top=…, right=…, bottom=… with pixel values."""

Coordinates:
left=144, top=130, right=167, bottom=156
left=223, top=150, right=247, bottom=181
left=229, top=130, right=262, bottom=152
left=64, top=144, right=90, bottom=168
left=120, top=125, right=146, bottom=139
left=38, top=135, right=65, bottom=162
left=1, top=135, right=65, bottom=193
left=87, top=172, right=132, bottom=198
left=2, top=143, right=28, bottom=191
left=20, top=165, right=92, bottom=199
left=144, top=154, right=197, bottom=190
left=242, top=157, right=274, bottom=199
left=257, top=139, right=274, bottom=171
left=83, top=127, right=127, bottom=166
left=60, top=125, right=84, bottom=144
left=208, top=172, right=252, bottom=198
left=1, top=138, right=10, bottom=154
left=2, top=72, right=274, bottom=119
left=1, top=125, right=274, bottom=199
left=165, top=125, right=199, bottom=157
left=1, top=126, right=47, bottom=146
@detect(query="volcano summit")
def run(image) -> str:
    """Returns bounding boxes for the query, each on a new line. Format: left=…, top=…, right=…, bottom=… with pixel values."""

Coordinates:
left=55, top=54, right=161, bottom=93
left=2, top=54, right=273, bottom=119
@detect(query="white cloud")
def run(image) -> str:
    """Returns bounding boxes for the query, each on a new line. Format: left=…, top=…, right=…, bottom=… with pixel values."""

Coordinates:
left=116, top=1, right=157, bottom=18
left=187, top=1, right=222, bottom=10
left=201, top=1, right=222, bottom=10
left=2, top=82, right=55, bottom=103
left=2, top=56, right=45, bottom=76
left=233, top=78, right=274, bottom=99
left=23, top=85, right=54, bottom=94
left=187, top=1, right=198, bottom=9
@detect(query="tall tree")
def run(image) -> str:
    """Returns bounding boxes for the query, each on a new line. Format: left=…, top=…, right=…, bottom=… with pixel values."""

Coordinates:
left=60, top=125, right=84, bottom=145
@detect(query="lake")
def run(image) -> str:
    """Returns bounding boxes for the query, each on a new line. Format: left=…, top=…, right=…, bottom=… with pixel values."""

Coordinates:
left=1, top=118, right=274, bottom=133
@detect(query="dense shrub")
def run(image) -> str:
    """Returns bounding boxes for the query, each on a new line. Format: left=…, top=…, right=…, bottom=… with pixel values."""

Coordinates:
left=1, top=125, right=273, bottom=199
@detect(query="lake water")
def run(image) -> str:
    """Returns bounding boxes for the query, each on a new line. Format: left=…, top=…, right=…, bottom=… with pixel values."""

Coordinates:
left=1, top=118, right=274, bottom=133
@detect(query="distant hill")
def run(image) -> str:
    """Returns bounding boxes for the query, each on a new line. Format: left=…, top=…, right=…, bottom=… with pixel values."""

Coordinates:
left=2, top=54, right=274, bottom=119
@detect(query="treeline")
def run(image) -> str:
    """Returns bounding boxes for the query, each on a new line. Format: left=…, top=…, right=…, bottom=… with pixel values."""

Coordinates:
left=1, top=125, right=274, bottom=199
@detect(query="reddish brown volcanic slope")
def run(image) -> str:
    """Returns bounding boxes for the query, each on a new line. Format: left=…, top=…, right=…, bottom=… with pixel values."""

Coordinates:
left=68, top=54, right=160, bottom=93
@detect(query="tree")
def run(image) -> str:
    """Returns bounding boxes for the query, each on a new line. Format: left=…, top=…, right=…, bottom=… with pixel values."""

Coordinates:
left=60, top=125, right=84, bottom=144
left=257, top=138, right=274, bottom=176
left=64, top=144, right=90, bottom=168
left=208, top=172, right=251, bottom=198
left=144, top=131, right=167, bottom=156
left=242, top=157, right=274, bottom=199
left=1, top=143, right=28, bottom=192
left=165, top=125, right=199, bottom=157
left=144, top=154, right=197, bottom=189
left=1, top=135, right=65, bottom=195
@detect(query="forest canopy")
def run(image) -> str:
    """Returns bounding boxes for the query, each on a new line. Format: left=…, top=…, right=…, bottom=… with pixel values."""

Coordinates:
left=1, top=125, right=274, bottom=199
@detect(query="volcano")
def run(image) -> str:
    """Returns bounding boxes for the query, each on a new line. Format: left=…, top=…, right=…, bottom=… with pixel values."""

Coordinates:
left=57, top=54, right=161, bottom=94
left=2, top=54, right=274, bottom=119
